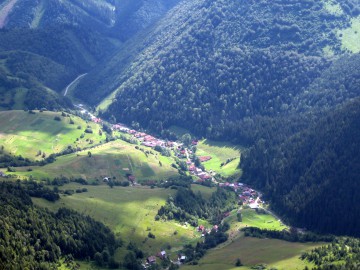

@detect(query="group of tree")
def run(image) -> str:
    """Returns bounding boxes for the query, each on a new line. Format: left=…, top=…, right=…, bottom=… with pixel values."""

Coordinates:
left=241, top=227, right=335, bottom=243
left=179, top=222, right=230, bottom=264
left=240, top=97, right=360, bottom=237
left=301, top=237, right=360, bottom=269
left=157, top=186, right=237, bottom=225
left=0, top=181, right=121, bottom=269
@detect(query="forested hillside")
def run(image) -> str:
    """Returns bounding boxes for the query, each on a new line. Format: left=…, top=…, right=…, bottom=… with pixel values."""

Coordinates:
left=0, top=26, right=116, bottom=109
left=71, top=0, right=360, bottom=238
left=0, top=0, right=183, bottom=110
left=3, top=0, right=116, bottom=30
left=113, top=0, right=180, bottom=40
left=241, top=98, right=360, bottom=237
left=0, top=182, right=120, bottom=269
left=74, top=0, right=360, bottom=139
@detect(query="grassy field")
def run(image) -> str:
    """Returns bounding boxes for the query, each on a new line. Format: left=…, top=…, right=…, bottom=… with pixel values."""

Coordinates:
left=191, top=184, right=216, bottom=199
left=181, top=236, right=321, bottom=270
left=222, top=208, right=286, bottom=235
left=216, top=208, right=287, bottom=252
left=33, top=184, right=200, bottom=261
left=196, top=139, right=242, bottom=178
left=0, top=110, right=106, bottom=160
left=13, top=140, right=178, bottom=182
left=338, top=16, right=360, bottom=53
left=323, top=0, right=343, bottom=16
left=180, top=207, right=314, bottom=270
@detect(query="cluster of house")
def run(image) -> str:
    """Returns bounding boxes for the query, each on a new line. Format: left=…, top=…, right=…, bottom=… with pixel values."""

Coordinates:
left=217, top=182, right=262, bottom=209
left=112, top=123, right=216, bottom=183
left=91, top=116, right=102, bottom=123
left=188, top=162, right=213, bottom=182
left=237, top=183, right=262, bottom=209
left=197, top=224, right=219, bottom=237
left=113, top=123, right=176, bottom=148
left=142, top=250, right=186, bottom=269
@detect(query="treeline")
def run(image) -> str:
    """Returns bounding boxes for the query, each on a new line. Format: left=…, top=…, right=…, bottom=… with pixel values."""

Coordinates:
left=0, top=182, right=121, bottom=269
left=242, top=227, right=335, bottom=243
left=301, top=238, right=360, bottom=269
left=241, top=98, right=360, bottom=237
left=157, top=187, right=237, bottom=225
left=21, top=180, right=60, bottom=202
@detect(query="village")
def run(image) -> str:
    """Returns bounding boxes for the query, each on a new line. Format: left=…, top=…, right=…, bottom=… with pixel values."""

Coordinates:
left=0, top=108, right=268, bottom=270
left=104, top=117, right=264, bottom=209
left=111, top=122, right=216, bottom=183
left=112, top=123, right=261, bottom=197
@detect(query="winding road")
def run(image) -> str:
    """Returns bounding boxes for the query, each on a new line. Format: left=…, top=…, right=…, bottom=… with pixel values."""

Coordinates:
left=63, top=73, right=87, bottom=96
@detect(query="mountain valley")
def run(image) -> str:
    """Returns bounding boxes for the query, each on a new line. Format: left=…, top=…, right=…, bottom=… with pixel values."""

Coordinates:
left=0, top=0, right=360, bottom=269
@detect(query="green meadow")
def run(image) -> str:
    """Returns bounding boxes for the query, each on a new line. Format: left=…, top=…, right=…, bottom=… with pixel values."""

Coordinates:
left=33, top=184, right=200, bottom=260
left=13, top=140, right=178, bottom=182
left=191, top=184, right=216, bottom=199
left=226, top=208, right=288, bottom=231
left=196, top=139, right=242, bottom=178
left=323, top=0, right=344, bottom=16
left=338, top=16, right=360, bottom=53
left=180, top=205, right=318, bottom=270
left=0, top=110, right=106, bottom=160
left=181, top=236, right=321, bottom=270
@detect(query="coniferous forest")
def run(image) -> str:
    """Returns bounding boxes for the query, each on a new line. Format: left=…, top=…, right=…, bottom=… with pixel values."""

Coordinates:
left=0, top=182, right=120, bottom=269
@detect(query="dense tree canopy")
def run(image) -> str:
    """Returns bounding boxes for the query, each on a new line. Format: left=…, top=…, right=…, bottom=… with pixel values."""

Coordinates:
left=0, top=182, right=120, bottom=269
left=241, top=98, right=360, bottom=236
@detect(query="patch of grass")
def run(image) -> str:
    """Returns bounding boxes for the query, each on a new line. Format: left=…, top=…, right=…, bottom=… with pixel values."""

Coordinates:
left=323, top=0, right=344, bottom=16
left=33, top=185, right=199, bottom=259
left=181, top=236, right=321, bottom=270
left=13, top=140, right=178, bottom=182
left=96, top=91, right=117, bottom=112
left=323, top=45, right=335, bottom=58
left=191, top=184, right=216, bottom=200
left=30, top=0, right=46, bottom=29
left=239, top=208, right=286, bottom=230
left=0, top=110, right=106, bottom=160
left=338, top=16, right=360, bottom=53
left=215, top=208, right=287, bottom=251
left=196, top=139, right=242, bottom=178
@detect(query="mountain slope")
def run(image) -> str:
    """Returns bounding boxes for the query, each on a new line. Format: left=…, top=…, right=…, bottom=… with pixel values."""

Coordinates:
left=74, top=0, right=360, bottom=138
left=0, top=0, right=183, bottom=110
left=3, top=0, right=116, bottom=30
left=241, top=97, right=360, bottom=236
left=0, top=0, right=119, bottom=109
